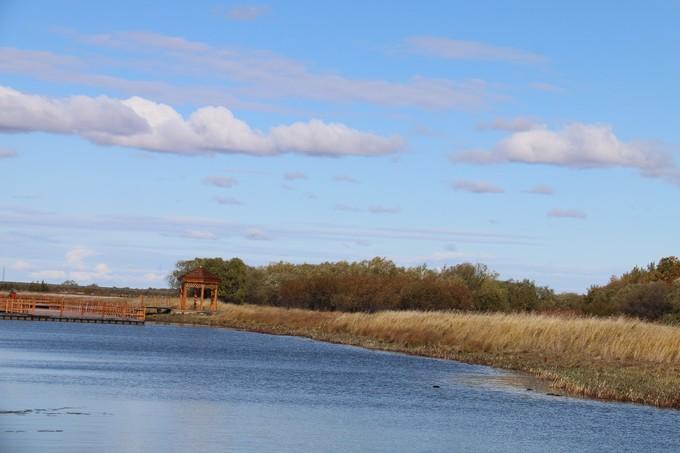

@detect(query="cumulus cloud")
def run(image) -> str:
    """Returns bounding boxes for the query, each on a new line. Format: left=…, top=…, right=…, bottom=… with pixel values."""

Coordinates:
left=547, top=209, right=587, bottom=219
left=0, top=86, right=148, bottom=136
left=205, top=176, right=237, bottom=188
left=454, top=123, right=680, bottom=186
left=525, top=184, right=554, bottom=195
left=0, top=147, right=17, bottom=158
left=283, top=171, right=306, bottom=180
left=406, top=36, right=545, bottom=64
left=452, top=180, right=504, bottom=194
left=0, top=86, right=403, bottom=157
left=226, top=5, right=270, bottom=21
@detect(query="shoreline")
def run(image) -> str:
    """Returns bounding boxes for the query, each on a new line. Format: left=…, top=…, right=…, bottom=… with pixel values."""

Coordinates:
left=147, top=304, right=680, bottom=409
left=146, top=319, right=564, bottom=398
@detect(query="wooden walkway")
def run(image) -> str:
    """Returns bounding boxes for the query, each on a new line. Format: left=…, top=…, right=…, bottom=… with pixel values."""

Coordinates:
left=0, top=295, right=145, bottom=325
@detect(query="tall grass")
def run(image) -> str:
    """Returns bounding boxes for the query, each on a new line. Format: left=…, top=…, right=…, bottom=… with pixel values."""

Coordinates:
left=201, top=305, right=680, bottom=365
left=327, top=311, right=680, bottom=365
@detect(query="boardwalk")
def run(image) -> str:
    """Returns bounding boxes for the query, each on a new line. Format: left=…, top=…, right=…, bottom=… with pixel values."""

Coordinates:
left=0, top=295, right=145, bottom=325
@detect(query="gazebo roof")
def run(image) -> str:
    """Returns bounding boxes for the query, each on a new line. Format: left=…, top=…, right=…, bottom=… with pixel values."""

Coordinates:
left=180, top=266, right=221, bottom=284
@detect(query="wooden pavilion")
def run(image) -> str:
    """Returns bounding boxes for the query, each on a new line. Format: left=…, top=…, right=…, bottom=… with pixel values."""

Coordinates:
left=179, top=267, right=220, bottom=312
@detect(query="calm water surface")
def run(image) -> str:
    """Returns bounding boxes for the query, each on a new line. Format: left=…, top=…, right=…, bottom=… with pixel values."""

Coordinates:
left=1, top=321, right=679, bottom=452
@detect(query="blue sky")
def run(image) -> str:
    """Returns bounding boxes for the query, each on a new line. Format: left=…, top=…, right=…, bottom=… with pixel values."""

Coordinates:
left=1, top=1, right=679, bottom=291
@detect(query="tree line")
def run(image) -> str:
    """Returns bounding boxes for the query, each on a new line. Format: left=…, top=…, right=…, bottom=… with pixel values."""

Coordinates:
left=168, top=256, right=680, bottom=322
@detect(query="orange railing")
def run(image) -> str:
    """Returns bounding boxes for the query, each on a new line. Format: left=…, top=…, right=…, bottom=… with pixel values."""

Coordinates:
left=0, top=295, right=145, bottom=322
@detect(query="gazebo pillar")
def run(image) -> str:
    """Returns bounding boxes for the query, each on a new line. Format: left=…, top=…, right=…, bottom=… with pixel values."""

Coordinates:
left=200, top=285, right=205, bottom=310
left=210, top=285, right=218, bottom=312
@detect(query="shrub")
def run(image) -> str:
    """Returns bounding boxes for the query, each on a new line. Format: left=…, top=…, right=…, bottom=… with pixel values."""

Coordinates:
left=612, top=282, right=671, bottom=321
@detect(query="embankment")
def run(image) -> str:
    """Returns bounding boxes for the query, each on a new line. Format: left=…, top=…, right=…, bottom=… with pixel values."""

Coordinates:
left=149, top=304, right=680, bottom=408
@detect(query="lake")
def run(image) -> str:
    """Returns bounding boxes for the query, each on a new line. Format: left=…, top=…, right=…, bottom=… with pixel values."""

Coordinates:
left=1, top=321, right=679, bottom=452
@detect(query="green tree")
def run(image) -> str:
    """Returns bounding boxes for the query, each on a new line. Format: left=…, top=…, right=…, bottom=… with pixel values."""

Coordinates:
left=656, top=256, right=680, bottom=283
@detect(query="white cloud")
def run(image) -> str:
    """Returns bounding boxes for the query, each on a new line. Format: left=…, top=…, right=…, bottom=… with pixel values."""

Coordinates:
left=455, top=123, right=680, bottom=186
left=0, top=147, right=17, bottom=158
left=0, top=86, right=402, bottom=157
left=0, top=86, right=148, bottom=135
left=547, top=209, right=587, bottom=219
left=452, top=180, right=504, bottom=194
left=270, top=120, right=402, bottom=156
left=205, top=176, right=237, bottom=188
left=226, top=5, right=270, bottom=21
left=406, top=36, right=545, bottom=64
left=4, top=31, right=493, bottom=110
left=65, top=246, right=96, bottom=268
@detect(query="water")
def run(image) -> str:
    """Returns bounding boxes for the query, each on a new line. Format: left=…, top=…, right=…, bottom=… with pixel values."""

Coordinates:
left=1, top=321, right=679, bottom=452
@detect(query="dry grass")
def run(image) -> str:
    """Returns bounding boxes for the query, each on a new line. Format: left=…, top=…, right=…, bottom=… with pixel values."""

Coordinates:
left=328, top=311, right=680, bottom=364
left=149, top=304, right=680, bottom=408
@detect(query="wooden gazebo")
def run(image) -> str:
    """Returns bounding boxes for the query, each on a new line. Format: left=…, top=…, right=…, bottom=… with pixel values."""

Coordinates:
left=179, top=267, right=220, bottom=312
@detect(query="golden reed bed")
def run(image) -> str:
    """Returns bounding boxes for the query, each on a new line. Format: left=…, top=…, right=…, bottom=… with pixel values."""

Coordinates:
left=150, top=304, right=680, bottom=408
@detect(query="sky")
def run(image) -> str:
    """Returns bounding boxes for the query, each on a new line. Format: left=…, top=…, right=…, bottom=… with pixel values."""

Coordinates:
left=0, top=1, right=679, bottom=292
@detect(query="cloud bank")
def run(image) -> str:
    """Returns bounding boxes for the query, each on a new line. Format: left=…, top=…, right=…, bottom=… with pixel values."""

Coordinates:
left=454, top=123, right=680, bottom=186
left=0, top=86, right=403, bottom=157
left=2, top=30, right=493, bottom=110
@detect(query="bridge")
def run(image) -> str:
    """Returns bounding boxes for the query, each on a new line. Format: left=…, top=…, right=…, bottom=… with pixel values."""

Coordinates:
left=0, top=295, right=146, bottom=325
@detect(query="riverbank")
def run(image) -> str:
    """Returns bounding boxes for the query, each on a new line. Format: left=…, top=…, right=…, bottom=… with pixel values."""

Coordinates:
left=148, top=304, right=680, bottom=408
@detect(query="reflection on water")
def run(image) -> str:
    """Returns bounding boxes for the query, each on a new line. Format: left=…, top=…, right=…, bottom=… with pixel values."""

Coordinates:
left=1, top=321, right=679, bottom=452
